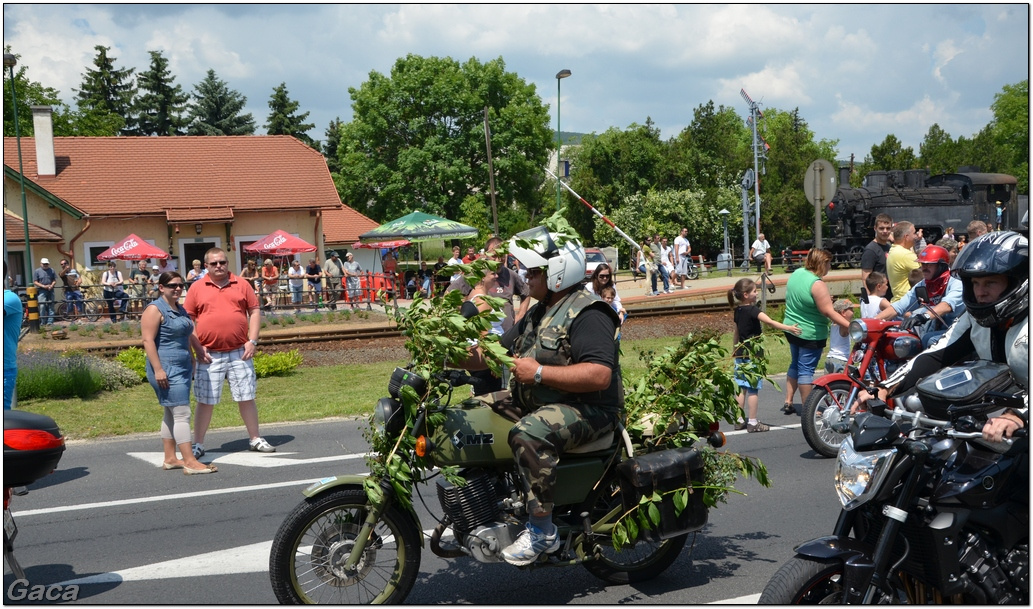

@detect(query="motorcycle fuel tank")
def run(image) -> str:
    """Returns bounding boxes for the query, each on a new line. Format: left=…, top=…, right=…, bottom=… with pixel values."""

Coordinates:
left=431, top=402, right=517, bottom=466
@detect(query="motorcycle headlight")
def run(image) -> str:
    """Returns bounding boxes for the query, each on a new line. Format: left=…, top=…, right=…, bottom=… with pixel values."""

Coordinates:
left=373, top=397, right=404, bottom=436
left=834, top=436, right=897, bottom=510
left=892, top=336, right=922, bottom=359
left=848, top=320, right=868, bottom=343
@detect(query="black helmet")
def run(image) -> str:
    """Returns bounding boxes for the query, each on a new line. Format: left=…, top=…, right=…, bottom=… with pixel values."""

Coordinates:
left=951, top=231, right=1028, bottom=327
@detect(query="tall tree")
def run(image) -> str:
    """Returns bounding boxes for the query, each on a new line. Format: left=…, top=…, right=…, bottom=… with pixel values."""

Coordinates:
left=918, top=124, right=959, bottom=175
left=266, top=82, right=316, bottom=147
left=186, top=69, right=255, bottom=135
left=663, top=101, right=750, bottom=191
left=323, top=117, right=343, bottom=174
left=74, top=45, right=135, bottom=135
left=866, top=134, right=917, bottom=171
left=989, top=79, right=1028, bottom=193
left=132, top=50, right=189, bottom=136
left=335, top=54, right=552, bottom=225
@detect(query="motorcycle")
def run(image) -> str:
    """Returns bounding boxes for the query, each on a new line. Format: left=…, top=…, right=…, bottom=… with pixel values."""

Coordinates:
left=3, top=410, right=67, bottom=579
left=801, top=318, right=922, bottom=458
left=269, top=367, right=726, bottom=604
left=761, top=360, right=1029, bottom=604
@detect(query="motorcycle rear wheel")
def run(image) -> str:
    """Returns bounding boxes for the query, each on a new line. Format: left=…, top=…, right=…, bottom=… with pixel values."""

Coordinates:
left=802, top=381, right=854, bottom=458
left=268, top=488, right=420, bottom=604
left=685, top=264, right=699, bottom=281
left=759, top=555, right=844, bottom=603
left=580, top=477, right=688, bottom=584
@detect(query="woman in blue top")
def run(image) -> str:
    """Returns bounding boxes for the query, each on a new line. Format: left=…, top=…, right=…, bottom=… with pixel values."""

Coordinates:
left=141, top=271, right=216, bottom=475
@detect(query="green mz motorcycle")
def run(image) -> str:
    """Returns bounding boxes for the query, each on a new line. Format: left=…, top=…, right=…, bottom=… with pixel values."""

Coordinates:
left=269, top=367, right=724, bottom=604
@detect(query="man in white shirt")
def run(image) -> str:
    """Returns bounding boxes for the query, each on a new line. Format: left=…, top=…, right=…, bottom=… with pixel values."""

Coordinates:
left=673, top=227, right=691, bottom=289
left=750, top=232, right=773, bottom=275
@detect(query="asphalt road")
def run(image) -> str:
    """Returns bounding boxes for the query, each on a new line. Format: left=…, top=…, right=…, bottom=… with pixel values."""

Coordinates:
left=4, top=377, right=844, bottom=604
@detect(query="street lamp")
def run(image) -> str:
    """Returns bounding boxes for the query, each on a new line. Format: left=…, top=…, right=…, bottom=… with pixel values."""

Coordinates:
left=555, top=69, right=571, bottom=211
left=4, top=53, right=32, bottom=287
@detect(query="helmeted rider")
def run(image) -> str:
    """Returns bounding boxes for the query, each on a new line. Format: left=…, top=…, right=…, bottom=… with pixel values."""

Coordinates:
left=875, top=244, right=965, bottom=348
left=879, top=231, right=1028, bottom=442
left=477, top=226, right=623, bottom=566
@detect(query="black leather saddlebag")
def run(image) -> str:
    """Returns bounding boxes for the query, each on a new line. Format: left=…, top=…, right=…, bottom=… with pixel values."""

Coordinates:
left=916, top=361, right=1015, bottom=419
left=617, top=445, right=708, bottom=541
left=4, top=410, right=65, bottom=487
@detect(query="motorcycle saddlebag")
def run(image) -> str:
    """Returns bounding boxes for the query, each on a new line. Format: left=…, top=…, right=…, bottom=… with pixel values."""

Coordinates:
left=916, top=361, right=1015, bottom=419
left=4, top=410, right=65, bottom=487
left=616, top=445, right=708, bottom=541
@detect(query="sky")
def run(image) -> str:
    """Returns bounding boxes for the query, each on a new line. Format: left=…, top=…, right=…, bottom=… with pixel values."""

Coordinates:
left=3, top=4, right=1029, bottom=163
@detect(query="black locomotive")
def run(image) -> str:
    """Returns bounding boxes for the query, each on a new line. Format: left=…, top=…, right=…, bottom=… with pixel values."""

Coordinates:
left=819, top=166, right=1017, bottom=268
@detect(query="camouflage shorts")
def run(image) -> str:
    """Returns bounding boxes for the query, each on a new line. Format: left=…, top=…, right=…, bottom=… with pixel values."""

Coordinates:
left=509, top=402, right=619, bottom=512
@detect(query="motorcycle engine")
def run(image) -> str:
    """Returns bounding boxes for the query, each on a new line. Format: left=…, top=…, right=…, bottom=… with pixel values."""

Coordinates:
left=957, top=532, right=1028, bottom=603
left=436, top=469, right=503, bottom=534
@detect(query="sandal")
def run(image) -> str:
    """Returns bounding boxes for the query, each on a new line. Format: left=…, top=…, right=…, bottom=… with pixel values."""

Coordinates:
left=782, top=402, right=795, bottom=415
left=183, top=464, right=218, bottom=475
left=162, top=462, right=185, bottom=470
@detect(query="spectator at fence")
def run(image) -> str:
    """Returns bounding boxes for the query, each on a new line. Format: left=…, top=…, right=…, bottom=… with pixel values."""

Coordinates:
left=142, top=271, right=216, bottom=475
left=33, top=258, right=57, bottom=325
left=260, top=259, right=279, bottom=309
left=239, top=259, right=261, bottom=296
left=129, top=260, right=151, bottom=311
left=750, top=232, right=774, bottom=275
left=343, top=252, right=362, bottom=309
left=304, top=258, right=323, bottom=309
left=4, top=262, right=22, bottom=410
left=462, top=246, right=478, bottom=264
left=887, top=221, right=920, bottom=303
left=147, top=265, right=163, bottom=300
left=649, top=234, right=672, bottom=294
left=101, top=260, right=129, bottom=322
left=287, top=259, right=305, bottom=312
left=186, top=259, right=204, bottom=290
left=59, top=260, right=84, bottom=318
left=674, top=227, right=691, bottom=289
left=184, top=247, right=273, bottom=457
left=324, top=251, right=344, bottom=310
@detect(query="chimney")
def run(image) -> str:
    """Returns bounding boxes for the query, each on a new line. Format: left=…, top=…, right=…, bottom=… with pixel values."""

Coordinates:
left=31, top=105, right=56, bottom=177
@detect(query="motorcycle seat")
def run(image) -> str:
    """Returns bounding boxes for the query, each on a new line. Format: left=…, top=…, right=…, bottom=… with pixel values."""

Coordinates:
left=567, top=431, right=615, bottom=454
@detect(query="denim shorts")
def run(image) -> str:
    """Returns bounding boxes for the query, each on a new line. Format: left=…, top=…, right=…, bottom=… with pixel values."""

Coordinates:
left=733, top=357, right=762, bottom=393
left=787, top=343, right=824, bottom=385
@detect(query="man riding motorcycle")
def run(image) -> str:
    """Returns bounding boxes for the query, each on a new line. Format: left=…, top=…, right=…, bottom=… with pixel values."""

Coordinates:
left=465, top=226, right=623, bottom=566
left=874, top=244, right=965, bottom=348
left=876, top=231, right=1028, bottom=442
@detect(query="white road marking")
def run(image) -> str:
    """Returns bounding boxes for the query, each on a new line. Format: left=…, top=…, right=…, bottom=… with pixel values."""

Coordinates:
left=710, top=593, right=762, bottom=603
left=127, top=450, right=368, bottom=468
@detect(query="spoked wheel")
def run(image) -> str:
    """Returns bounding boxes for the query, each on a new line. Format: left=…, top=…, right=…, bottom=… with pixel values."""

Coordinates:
left=82, top=301, right=102, bottom=323
left=847, top=245, right=865, bottom=269
left=269, top=488, right=420, bottom=604
left=685, top=264, right=699, bottom=281
left=802, top=381, right=855, bottom=458
left=580, top=476, right=688, bottom=584
left=759, top=556, right=845, bottom=603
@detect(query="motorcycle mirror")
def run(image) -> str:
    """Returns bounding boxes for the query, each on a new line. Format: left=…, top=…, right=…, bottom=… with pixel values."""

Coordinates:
left=915, top=285, right=929, bottom=304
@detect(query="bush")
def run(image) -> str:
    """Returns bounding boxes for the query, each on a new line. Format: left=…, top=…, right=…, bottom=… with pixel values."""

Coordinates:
left=17, top=351, right=104, bottom=399
left=116, top=347, right=148, bottom=381
left=253, top=349, right=303, bottom=378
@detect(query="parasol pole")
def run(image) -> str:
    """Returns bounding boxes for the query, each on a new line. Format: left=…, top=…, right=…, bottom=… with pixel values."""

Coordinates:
left=545, top=168, right=641, bottom=254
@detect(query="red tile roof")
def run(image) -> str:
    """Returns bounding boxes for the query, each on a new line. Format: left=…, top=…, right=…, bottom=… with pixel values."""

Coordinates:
left=4, top=210, right=64, bottom=243
left=3, top=135, right=343, bottom=218
left=322, top=203, right=379, bottom=245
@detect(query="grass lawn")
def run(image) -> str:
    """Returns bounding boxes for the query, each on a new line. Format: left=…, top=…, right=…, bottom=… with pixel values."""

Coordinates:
left=18, top=330, right=792, bottom=440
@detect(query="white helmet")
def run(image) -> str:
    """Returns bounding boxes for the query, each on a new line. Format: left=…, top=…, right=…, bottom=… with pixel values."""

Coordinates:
left=509, top=226, right=586, bottom=292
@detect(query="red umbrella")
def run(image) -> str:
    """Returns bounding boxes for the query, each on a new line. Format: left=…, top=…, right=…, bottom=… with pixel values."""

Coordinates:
left=245, top=230, right=317, bottom=256
left=97, top=234, right=170, bottom=260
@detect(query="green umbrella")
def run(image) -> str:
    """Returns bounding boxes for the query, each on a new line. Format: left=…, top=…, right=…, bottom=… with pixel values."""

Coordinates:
left=358, top=211, right=478, bottom=243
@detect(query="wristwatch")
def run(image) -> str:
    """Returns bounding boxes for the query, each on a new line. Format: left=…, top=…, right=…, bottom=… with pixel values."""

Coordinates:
left=249, top=339, right=259, bottom=347
left=533, top=364, right=543, bottom=385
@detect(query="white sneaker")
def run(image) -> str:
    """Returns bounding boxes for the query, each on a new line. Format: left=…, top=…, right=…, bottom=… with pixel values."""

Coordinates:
left=192, top=443, right=205, bottom=458
left=249, top=437, right=275, bottom=452
left=502, top=523, right=561, bottom=566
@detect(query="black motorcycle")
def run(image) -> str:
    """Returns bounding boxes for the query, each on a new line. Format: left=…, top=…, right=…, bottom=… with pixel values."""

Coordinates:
left=761, top=360, right=1028, bottom=604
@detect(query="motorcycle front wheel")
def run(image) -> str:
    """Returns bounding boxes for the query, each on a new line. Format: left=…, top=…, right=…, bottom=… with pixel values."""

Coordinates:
left=580, top=477, right=688, bottom=584
left=759, top=556, right=844, bottom=603
left=269, top=488, right=421, bottom=604
left=801, top=380, right=854, bottom=458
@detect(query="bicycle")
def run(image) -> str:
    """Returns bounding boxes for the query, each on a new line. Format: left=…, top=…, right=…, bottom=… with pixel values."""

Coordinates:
left=54, top=297, right=102, bottom=323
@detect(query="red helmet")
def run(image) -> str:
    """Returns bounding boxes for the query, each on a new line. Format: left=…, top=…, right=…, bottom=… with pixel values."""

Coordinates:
left=918, top=245, right=950, bottom=266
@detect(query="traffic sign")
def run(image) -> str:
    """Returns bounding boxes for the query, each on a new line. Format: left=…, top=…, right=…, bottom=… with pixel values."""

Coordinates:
left=804, top=159, right=837, bottom=248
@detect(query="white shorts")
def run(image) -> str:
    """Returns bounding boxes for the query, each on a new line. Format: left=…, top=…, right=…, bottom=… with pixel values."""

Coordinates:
left=194, top=347, right=256, bottom=404
left=675, top=255, right=688, bottom=276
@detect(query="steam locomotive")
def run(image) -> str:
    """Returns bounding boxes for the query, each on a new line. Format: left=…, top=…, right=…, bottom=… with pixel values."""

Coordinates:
left=816, top=167, right=1017, bottom=268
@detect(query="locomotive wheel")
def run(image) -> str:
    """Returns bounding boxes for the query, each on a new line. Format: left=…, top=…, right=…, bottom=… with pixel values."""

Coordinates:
left=847, top=246, right=865, bottom=269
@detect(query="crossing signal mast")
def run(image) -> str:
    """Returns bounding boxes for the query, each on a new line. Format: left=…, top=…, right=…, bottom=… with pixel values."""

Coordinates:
left=740, top=88, right=769, bottom=241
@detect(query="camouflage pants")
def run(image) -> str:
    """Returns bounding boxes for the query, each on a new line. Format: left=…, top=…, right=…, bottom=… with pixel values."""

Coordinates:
left=509, top=402, right=619, bottom=513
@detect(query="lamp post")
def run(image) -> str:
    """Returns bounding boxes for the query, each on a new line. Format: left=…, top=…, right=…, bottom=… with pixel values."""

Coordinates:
left=4, top=53, right=32, bottom=287
left=555, top=69, right=571, bottom=211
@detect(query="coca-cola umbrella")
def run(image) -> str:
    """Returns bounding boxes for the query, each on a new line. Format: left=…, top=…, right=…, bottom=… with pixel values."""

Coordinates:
left=244, top=230, right=317, bottom=256
left=96, top=233, right=170, bottom=261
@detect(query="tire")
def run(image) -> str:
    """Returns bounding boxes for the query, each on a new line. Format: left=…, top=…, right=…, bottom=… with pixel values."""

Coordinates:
left=53, top=302, right=69, bottom=322
left=685, top=264, right=699, bottom=281
left=847, top=245, right=865, bottom=269
left=580, top=475, right=689, bottom=584
left=802, top=381, right=854, bottom=458
left=82, top=301, right=101, bottom=323
left=269, top=488, right=421, bottom=604
left=759, top=555, right=845, bottom=604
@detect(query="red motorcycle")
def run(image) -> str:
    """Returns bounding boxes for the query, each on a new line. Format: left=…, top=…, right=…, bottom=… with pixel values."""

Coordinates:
left=801, top=318, right=921, bottom=457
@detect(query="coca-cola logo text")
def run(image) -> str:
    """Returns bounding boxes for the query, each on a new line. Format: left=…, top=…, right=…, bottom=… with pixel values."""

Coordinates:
left=111, top=238, right=139, bottom=256
left=262, top=234, right=287, bottom=249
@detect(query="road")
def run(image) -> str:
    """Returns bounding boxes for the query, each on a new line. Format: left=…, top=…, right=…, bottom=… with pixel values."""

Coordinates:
left=4, top=377, right=844, bottom=604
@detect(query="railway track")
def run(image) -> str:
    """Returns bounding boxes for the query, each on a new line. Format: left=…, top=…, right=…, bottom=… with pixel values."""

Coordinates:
left=74, top=297, right=785, bottom=357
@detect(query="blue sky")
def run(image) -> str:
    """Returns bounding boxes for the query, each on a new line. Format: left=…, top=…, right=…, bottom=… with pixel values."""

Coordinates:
left=4, top=4, right=1028, bottom=161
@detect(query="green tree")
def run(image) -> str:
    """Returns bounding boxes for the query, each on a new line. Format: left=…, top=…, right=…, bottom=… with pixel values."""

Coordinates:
left=918, top=124, right=959, bottom=175
left=323, top=117, right=344, bottom=174
left=186, top=69, right=255, bottom=135
left=266, top=82, right=316, bottom=147
left=866, top=134, right=917, bottom=171
left=989, top=80, right=1028, bottom=193
left=335, top=54, right=552, bottom=227
left=132, top=50, right=189, bottom=136
left=74, top=45, right=135, bottom=135
left=663, top=101, right=750, bottom=191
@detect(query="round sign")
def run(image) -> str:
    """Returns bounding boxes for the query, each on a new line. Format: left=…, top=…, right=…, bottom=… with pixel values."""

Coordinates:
left=803, top=159, right=836, bottom=203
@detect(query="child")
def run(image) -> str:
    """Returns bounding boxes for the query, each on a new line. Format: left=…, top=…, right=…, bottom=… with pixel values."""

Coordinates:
left=824, top=299, right=854, bottom=373
left=728, top=278, right=802, bottom=433
left=860, top=271, right=892, bottom=319
left=599, top=285, right=625, bottom=340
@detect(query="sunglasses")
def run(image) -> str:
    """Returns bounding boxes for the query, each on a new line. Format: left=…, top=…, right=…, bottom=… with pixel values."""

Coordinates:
left=597, top=274, right=611, bottom=280
left=163, top=283, right=185, bottom=289
left=207, top=260, right=229, bottom=267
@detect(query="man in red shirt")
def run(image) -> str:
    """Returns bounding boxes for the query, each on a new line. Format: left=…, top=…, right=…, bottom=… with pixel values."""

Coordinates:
left=184, top=247, right=274, bottom=457
left=462, top=246, right=478, bottom=264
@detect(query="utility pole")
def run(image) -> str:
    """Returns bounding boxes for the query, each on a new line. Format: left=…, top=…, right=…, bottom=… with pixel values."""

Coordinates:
left=741, top=88, right=768, bottom=238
